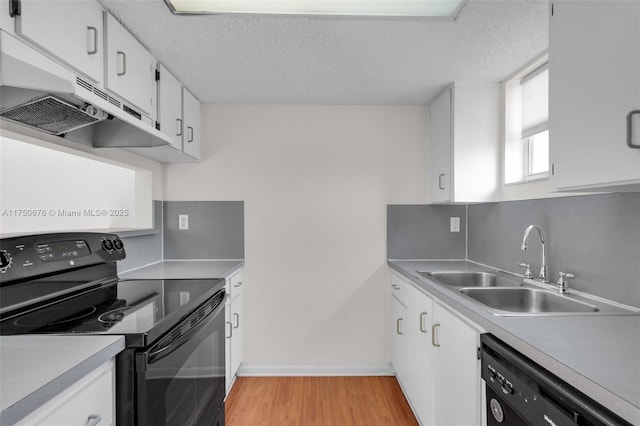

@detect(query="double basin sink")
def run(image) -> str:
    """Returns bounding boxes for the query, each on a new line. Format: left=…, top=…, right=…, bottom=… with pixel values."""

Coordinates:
left=415, top=271, right=638, bottom=316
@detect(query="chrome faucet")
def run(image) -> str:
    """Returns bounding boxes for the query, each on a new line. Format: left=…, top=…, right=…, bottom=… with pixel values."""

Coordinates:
left=520, top=225, right=548, bottom=283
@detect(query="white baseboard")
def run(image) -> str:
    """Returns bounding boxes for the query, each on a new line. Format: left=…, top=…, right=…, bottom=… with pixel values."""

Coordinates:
left=237, top=364, right=395, bottom=377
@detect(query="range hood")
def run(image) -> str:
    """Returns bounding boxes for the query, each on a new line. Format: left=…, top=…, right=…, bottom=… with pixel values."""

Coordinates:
left=0, top=30, right=171, bottom=148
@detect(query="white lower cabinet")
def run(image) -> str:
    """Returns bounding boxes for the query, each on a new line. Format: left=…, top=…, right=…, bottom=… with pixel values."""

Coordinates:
left=16, top=359, right=115, bottom=426
left=406, top=283, right=434, bottom=424
left=225, top=268, right=244, bottom=394
left=432, top=302, right=483, bottom=426
left=390, top=270, right=484, bottom=426
left=390, top=283, right=409, bottom=389
left=230, top=291, right=243, bottom=377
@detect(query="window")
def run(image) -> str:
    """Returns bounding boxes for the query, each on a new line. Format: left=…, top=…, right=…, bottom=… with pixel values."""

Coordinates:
left=504, top=56, right=549, bottom=184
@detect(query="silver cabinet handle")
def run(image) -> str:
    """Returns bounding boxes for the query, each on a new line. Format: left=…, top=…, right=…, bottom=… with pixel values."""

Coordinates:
left=233, top=312, right=240, bottom=329
left=86, top=27, right=98, bottom=55
left=438, top=173, right=445, bottom=190
left=234, top=281, right=243, bottom=288
left=176, top=118, right=183, bottom=136
left=117, top=51, right=126, bottom=76
left=627, top=110, right=640, bottom=149
left=419, top=312, right=428, bottom=333
left=396, top=318, right=403, bottom=335
left=431, top=323, right=440, bottom=347
left=226, top=321, right=233, bottom=339
left=187, top=126, right=194, bottom=142
left=84, top=414, right=102, bottom=426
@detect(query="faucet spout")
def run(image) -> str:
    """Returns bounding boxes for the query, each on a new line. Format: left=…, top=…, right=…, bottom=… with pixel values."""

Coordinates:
left=521, top=225, right=548, bottom=282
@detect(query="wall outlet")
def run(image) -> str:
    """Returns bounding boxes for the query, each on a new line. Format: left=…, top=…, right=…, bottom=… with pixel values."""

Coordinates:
left=179, top=291, right=190, bottom=306
left=450, top=217, right=461, bottom=233
left=178, top=214, right=189, bottom=230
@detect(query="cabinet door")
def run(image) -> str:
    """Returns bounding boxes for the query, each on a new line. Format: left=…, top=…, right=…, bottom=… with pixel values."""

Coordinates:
left=549, top=1, right=640, bottom=191
left=230, top=292, right=243, bottom=378
left=390, top=292, right=408, bottom=390
left=182, top=88, right=201, bottom=159
left=406, top=285, right=434, bottom=425
left=104, top=13, right=154, bottom=115
left=225, top=298, right=232, bottom=394
left=15, top=0, right=104, bottom=83
left=157, top=64, right=183, bottom=151
left=429, top=88, right=453, bottom=202
left=432, top=303, right=482, bottom=426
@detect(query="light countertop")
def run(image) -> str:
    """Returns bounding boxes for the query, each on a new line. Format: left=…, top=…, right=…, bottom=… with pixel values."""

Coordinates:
left=0, top=335, right=125, bottom=426
left=119, top=259, right=244, bottom=280
left=388, top=259, right=640, bottom=425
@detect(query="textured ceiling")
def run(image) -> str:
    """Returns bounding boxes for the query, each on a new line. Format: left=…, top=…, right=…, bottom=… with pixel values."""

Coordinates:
left=99, top=0, right=548, bottom=104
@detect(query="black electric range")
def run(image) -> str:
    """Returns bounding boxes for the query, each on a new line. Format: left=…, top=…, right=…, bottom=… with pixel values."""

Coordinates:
left=0, top=233, right=227, bottom=426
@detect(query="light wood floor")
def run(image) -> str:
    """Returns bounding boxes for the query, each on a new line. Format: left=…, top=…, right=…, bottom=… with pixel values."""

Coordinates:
left=225, top=376, right=418, bottom=426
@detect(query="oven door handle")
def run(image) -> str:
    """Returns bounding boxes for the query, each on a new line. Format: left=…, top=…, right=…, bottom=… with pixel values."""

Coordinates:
left=147, top=292, right=227, bottom=364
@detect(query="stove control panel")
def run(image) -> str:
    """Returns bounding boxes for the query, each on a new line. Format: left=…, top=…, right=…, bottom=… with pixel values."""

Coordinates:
left=0, top=233, right=126, bottom=283
left=35, top=240, right=91, bottom=262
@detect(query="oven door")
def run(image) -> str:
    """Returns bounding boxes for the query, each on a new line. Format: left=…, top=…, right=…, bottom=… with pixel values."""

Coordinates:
left=137, top=290, right=227, bottom=426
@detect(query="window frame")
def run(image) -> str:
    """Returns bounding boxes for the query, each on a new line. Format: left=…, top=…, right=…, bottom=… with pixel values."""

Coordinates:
left=503, top=53, right=550, bottom=186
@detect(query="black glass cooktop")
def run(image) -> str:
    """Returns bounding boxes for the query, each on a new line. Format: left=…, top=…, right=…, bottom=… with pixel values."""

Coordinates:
left=0, top=277, right=224, bottom=347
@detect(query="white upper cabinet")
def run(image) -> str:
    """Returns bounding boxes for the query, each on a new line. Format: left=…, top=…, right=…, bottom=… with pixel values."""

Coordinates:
left=104, top=13, right=154, bottom=116
left=182, top=88, right=201, bottom=159
left=549, top=1, right=640, bottom=191
left=149, top=64, right=201, bottom=162
left=14, top=0, right=104, bottom=83
left=428, top=83, right=501, bottom=203
left=157, top=64, right=183, bottom=151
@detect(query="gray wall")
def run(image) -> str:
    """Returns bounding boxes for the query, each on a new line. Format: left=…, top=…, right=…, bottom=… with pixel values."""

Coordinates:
left=163, top=201, right=244, bottom=259
left=467, top=193, right=640, bottom=307
left=387, top=204, right=467, bottom=259
left=118, top=200, right=163, bottom=271
left=388, top=193, right=640, bottom=308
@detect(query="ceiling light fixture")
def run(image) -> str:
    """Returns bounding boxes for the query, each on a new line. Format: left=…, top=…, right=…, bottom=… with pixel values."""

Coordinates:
left=165, top=0, right=466, bottom=18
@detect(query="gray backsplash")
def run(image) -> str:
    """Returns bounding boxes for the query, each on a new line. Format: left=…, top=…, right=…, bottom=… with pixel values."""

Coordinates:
left=118, top=200, right=163, bottom=272
left=388, top=193, right=640, bottom=308
left=118, top=200, right=244, bottom=272
left=467, top=193, right=640, bottom=307
left=387, top=204, right=467, bottom=259
left=163, top=201, right=244, bottom=259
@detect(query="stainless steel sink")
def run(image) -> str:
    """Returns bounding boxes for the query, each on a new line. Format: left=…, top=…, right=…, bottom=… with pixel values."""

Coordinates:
left=415, top=269, right=640, bottom=316
left=417, top=271, right=522, bottom=288
left=460, top=287, right=600, bottom=314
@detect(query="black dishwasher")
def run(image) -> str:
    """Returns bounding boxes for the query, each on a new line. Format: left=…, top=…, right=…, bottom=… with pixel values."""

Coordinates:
left=480, top=334, right=632, bottom=426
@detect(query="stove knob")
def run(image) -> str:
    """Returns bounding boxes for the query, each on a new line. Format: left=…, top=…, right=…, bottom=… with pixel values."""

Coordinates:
left=102, top=239, right=113, bottom=251
left=113, top=238, right=123, bottom=250
left=0, top=250, right=12, bottom=271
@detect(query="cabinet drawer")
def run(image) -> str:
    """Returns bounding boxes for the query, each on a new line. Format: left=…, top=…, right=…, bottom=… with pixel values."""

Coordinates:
left=390, top=272, right=407, bottom=305
left=17, top=359, right=115, bottom=426
left=226, top=269, right=243, bottom=300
